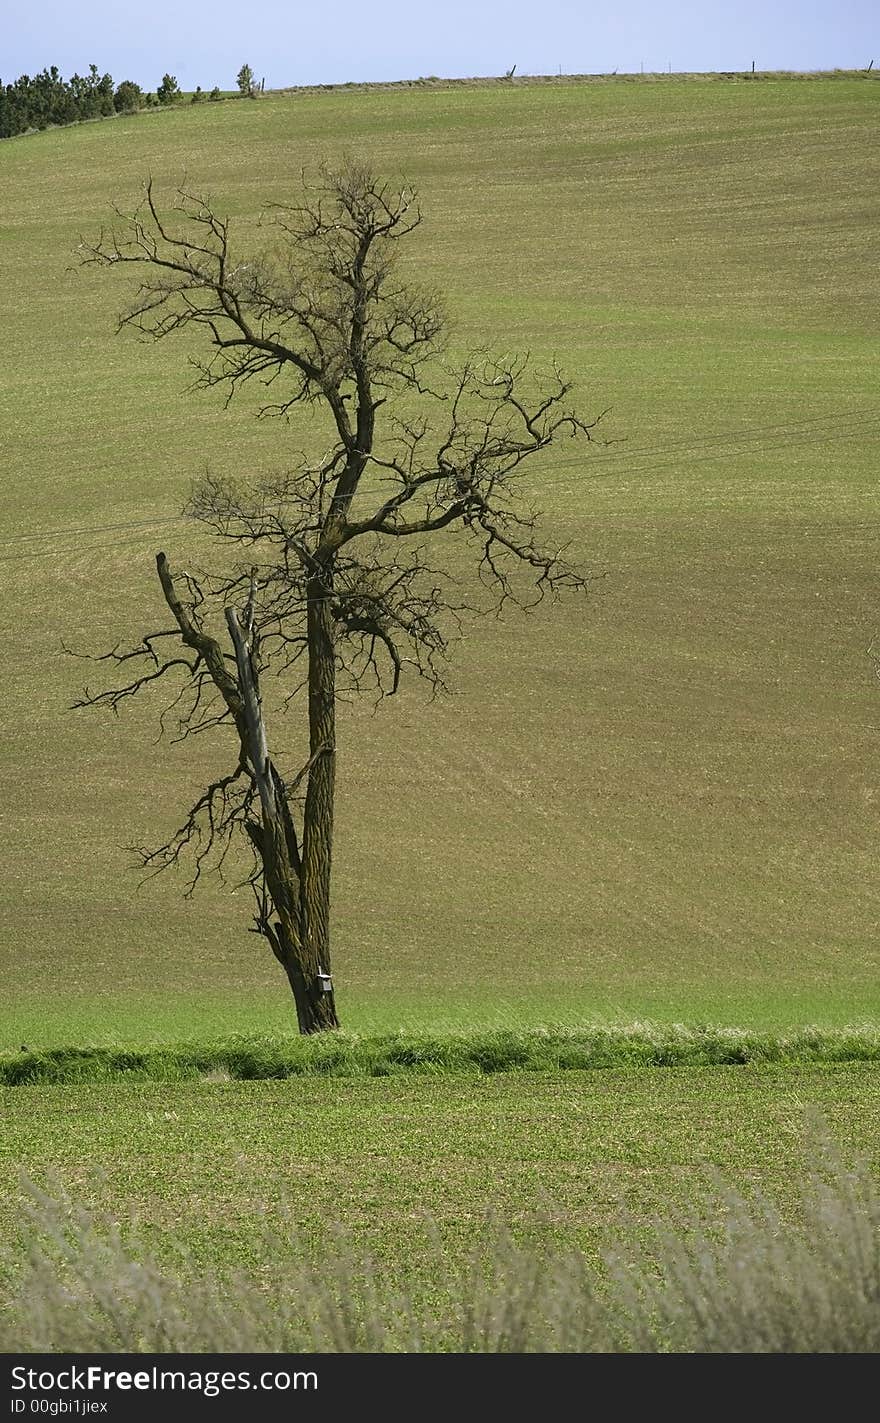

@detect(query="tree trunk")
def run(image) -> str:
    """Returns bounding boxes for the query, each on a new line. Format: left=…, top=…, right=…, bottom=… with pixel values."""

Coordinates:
left=264, top=831, right=338, bottom=1036
left=301, top=573, right=338, bottom=1025
left=227, top=602, right=339, bottom=1034
left=275, top=915, right=338, bottom=1035
left=284, top=960, right=339, bottom=1036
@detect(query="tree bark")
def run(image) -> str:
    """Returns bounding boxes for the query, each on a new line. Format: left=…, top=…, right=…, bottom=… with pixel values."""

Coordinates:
left=227, top=603, right=338, bottom=1033
left=301, top=571, right=337, bottom=1016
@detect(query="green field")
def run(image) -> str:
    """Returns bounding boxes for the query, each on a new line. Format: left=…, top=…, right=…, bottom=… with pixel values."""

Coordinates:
left=3, top=75, right=879, bottom=1043
left=2, top=76, right=879, bottom=1342
left=3, top=1066, right=879, bottom=1271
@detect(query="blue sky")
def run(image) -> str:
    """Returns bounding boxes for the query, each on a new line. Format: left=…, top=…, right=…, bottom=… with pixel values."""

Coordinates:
left=3, top=1, right=877, bottom=91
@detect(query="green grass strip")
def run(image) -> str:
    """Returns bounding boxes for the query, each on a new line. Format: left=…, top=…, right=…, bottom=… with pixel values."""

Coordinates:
left=1, top=1024, right=879, bottom=1085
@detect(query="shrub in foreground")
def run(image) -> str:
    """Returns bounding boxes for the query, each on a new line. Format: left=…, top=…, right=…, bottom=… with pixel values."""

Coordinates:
left=1, top=1137, right=877, bottom=1352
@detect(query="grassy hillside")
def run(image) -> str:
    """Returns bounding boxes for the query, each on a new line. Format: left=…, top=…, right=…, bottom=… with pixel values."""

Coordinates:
left=1, top=77, right=879, bottom=1046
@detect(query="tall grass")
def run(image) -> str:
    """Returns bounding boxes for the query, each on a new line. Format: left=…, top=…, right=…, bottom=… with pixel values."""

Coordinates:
left=2, top=1133, right=876, bottom=1352
left=3, top=1024, right=880, bottom=1084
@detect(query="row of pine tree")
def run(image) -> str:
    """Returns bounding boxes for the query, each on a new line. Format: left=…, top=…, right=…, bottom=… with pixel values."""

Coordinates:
left=0, top=65, right=237, bottom=139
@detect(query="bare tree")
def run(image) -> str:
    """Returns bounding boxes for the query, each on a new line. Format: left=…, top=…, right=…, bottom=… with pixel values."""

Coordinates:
left=75, top=160, right=603, bottom=1034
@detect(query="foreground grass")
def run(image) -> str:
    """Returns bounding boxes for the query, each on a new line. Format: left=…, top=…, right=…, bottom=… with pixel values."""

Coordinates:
left=2, top=1066, right=878, bottom=1278
left=2, top=1119, right=878, bottom=1352
left=2, top=1024, right=880, bottom=1085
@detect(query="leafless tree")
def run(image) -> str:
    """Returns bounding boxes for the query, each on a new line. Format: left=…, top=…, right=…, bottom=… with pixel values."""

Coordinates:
left=75, top=160, right=603, bottom=1033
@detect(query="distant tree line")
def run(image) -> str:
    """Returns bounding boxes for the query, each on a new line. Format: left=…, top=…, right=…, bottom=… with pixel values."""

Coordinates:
left=0, top=64, right=229, bottom=139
